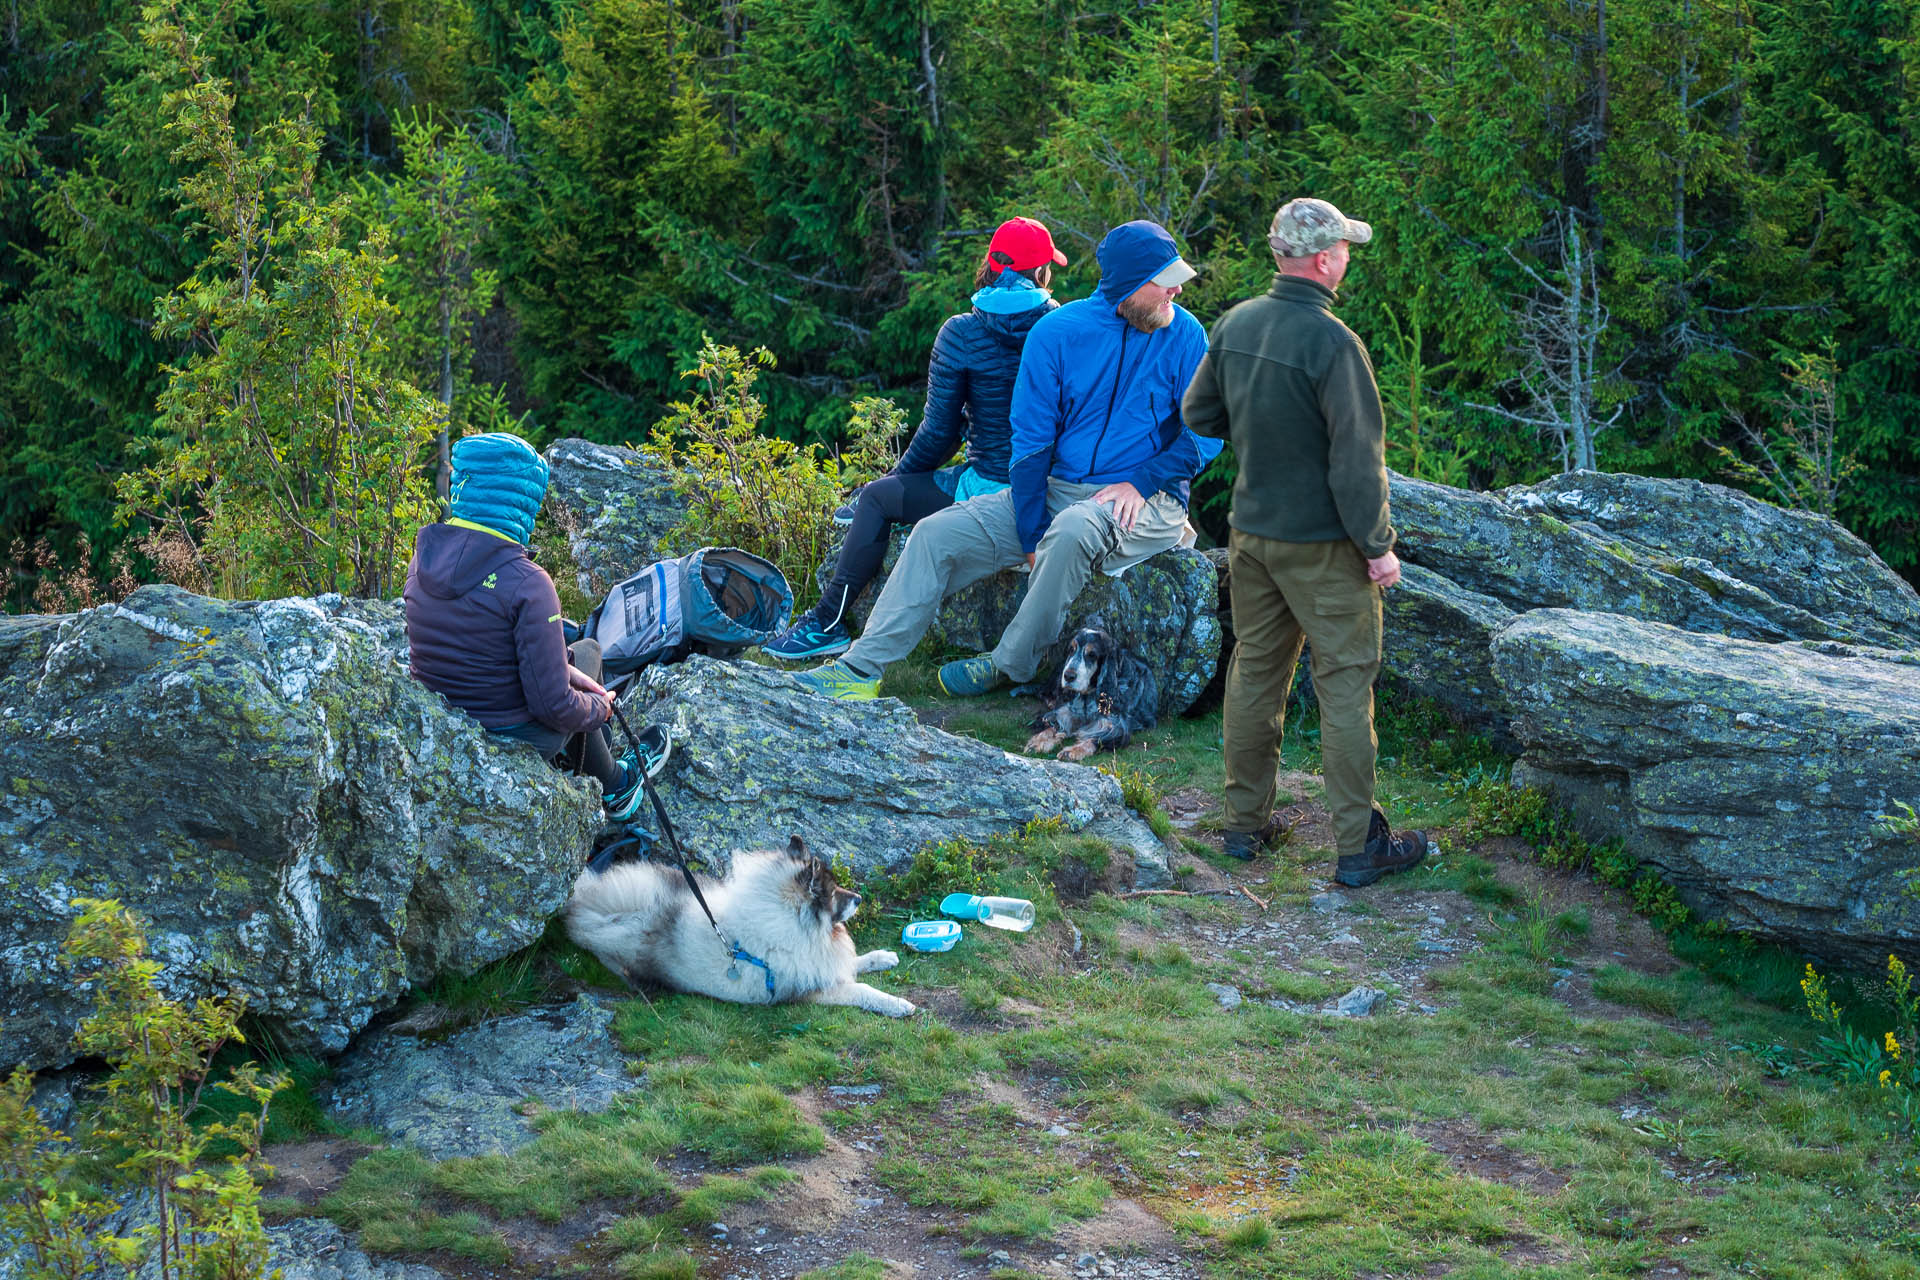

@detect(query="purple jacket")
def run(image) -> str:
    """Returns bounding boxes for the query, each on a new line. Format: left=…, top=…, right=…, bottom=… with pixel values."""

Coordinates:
left=403, top=523, right=602, bottom=735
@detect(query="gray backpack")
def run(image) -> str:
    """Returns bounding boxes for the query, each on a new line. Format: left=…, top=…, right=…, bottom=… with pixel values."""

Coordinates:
left=586, top=547, right=792, bottom=677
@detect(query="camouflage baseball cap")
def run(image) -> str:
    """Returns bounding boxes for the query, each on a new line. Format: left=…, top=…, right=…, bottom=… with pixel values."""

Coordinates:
left=1268, top=198, right=1373, bottom=257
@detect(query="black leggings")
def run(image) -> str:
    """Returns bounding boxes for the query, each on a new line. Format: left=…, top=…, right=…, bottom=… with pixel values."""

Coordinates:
left=810, top=472, right=955, bottom=626
left=494, top=640, right=622, bottom=792
left=569, top=640, right=622, bottom=791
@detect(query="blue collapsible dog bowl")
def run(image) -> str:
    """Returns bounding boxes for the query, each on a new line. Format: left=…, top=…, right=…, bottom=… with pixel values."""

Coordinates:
left=901, top=920, right=962, bottom=952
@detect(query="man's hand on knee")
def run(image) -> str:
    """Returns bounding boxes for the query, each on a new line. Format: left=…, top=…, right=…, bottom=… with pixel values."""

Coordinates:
left=1091, top=481, right=1146, bottom=531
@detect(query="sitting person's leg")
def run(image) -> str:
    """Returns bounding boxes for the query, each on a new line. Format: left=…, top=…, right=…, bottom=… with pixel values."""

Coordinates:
left=564, top=638, right=623, bottom=793
left=767, top=474, right=953, bottom=660
left=797, top=490, right=1024, bottom=699
left=945, top=485, right=1187, bottom=695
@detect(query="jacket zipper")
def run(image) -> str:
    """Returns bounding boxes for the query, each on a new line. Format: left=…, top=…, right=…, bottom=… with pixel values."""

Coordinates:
left=1088, top=323, right=1129, bottom=478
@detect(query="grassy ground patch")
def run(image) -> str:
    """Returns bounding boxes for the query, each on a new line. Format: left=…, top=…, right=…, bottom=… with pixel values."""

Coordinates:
left=302, top=664, right=1919, bottom=1278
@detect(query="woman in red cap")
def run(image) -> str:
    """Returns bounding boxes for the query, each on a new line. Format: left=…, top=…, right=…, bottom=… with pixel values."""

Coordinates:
left=764, top=216, right=1068, bottom=661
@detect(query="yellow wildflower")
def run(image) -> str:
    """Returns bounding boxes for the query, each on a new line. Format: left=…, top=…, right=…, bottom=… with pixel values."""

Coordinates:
left=1884, top=1069, right=1895, bottom=1087
left=1889, top=1031, right=1902, bottom=1060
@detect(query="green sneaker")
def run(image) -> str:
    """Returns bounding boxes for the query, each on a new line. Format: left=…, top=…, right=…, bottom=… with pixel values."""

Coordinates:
left=794, top=659, right=880, bottom=701
left=937, top=655, right=1006, bottom=697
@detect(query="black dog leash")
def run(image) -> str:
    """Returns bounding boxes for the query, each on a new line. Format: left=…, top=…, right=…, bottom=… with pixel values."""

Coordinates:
left=605, top=698, right=776, bottom=996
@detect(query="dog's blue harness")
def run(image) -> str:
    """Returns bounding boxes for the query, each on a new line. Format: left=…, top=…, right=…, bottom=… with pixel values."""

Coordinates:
left=726, top=944, right=777, bottom=997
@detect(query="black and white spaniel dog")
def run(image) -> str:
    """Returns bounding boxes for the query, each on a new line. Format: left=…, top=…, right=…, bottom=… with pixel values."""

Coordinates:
left=1024, top=621, right=1159, bottom=762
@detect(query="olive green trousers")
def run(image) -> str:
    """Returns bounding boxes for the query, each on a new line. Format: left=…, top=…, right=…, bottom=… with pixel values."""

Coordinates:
left=1222, top=531, right=1383, bottom=860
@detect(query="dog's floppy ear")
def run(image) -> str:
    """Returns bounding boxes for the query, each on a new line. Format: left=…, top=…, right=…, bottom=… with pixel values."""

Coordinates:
left=786, top=834, right=809, bottom=861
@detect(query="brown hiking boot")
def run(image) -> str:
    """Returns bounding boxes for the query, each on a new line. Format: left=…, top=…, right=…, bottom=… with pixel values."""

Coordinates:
left=1335, top=809, right=1429, bottom=887
left=1221, top=805, right=1308, bottom=861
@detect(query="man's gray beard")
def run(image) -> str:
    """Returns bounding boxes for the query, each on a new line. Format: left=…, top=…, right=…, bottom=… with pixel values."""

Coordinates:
left=1118, top=296, right=1174, bottom=333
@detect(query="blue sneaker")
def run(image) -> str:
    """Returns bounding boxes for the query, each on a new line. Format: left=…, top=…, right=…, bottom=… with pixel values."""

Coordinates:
left=794, top=660, right=880, bottom=701
left=937, top=655, right=1006, bottom=698
left=832, top=488, right=863, bottom=527
left=762, top=615, right=853, bottom=661
left=604, top=725, right=671, bottom=819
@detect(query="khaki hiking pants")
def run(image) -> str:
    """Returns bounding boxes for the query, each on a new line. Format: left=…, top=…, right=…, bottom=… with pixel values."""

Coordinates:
left=843, top=480, right=1189, bottom=683
left=1222, top=531, right=1383, bottom=861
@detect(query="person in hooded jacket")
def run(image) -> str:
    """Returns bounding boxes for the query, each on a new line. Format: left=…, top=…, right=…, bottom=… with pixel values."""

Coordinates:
left=403, top=432, right=668, bottom=820
left=763, top=216, right=1066, bottom=661
left=797, top=220, right=1221, bottom=700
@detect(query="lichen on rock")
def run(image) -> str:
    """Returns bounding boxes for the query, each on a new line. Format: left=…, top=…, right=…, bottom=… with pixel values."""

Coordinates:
left=0, top=586, right=598, bottom=1071
left=617, top=655, right=1175, bottom=886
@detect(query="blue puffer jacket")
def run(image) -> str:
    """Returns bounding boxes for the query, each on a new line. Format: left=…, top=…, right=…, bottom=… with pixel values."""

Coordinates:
left=895, top=272, right=1057, bottom=488
left=1008, top=221, right=1220, bottom=553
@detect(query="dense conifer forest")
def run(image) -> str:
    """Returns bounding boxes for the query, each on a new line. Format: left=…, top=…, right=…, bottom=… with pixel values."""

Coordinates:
left=2, top=0, right=1916, bottom=602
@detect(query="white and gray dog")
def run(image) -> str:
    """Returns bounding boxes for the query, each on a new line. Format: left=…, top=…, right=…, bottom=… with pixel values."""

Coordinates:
left=1025, top=621, right=1159, bottom=761
left=565, top=835, right=915, bottom=1017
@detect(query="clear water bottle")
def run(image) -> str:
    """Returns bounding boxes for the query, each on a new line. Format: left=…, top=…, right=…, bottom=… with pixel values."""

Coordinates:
left=940, top=893, right=1036, bottom=932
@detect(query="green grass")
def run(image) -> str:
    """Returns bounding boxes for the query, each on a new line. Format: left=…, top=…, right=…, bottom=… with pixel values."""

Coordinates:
left=305, top=677, right=1920, bottom=1278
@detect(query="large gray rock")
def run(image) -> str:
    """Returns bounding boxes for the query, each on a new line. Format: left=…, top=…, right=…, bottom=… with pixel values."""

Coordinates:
left=618, top=655, right=1177, bottom=886
left=1392, top=471, right=1920, bottom=648
left=326, top=995, right=637, bottom=1159
left=1492, top=608, right=1920, bottom=967
left=1380, top=470, right=1920, bottom=731
left=0, top=586, right=598, bottom=1071
left=543, top=437, right=683, bottom=595
left=1509, top=471, right=1920, bottom=648
left=1381, top=565, right=1517, bottom=739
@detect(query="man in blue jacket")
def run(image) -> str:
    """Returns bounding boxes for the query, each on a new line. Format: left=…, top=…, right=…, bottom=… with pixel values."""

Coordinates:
left=798, top=220, right=1217, bottom=700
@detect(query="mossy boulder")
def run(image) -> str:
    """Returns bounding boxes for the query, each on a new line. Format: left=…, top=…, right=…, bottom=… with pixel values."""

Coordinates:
left=1391, top=470, right=1920, bottom=648
left=1370, top=469, right=1920, bottom=733
left=619, top=655, right=1177, bottom=886
left=1492, top=608, right=1920, bottom=967
left=543, top=437, right=683, bottom=596
left=0, top=586, right=597, bottom=1072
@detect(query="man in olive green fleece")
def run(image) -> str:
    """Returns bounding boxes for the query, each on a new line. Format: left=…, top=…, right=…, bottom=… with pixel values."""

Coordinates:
left=1181, top=197, right=1428, bottom=886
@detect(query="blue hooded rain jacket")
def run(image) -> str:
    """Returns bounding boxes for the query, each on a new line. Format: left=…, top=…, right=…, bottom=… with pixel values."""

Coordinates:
left=1006, top=221, right=1221, bottom=553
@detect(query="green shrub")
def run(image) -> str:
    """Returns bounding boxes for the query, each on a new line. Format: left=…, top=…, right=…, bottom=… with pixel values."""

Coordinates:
left=116, top=6, right=437, bottom=600
left=0, top=898, right=286, bottom=1280
left=641, top=340, right=900, bottom=612
left=1463, top=774, right=1691, bottom=931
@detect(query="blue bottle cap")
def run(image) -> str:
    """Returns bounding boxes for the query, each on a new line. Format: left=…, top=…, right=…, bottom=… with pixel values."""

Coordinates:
left=939, top=893, right=987, bottom=920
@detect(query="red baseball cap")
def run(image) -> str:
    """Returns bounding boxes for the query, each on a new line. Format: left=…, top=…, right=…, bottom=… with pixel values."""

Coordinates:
left=985, top=216, right=1068, bottom=271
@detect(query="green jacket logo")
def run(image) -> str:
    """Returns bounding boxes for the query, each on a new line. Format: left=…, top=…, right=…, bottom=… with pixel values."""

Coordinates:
left=482, top=573, right=498, bottom=590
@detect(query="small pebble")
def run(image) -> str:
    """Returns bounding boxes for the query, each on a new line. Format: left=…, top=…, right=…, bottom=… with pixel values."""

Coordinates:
left=1048, top=1124, right=1071, bottom=1136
